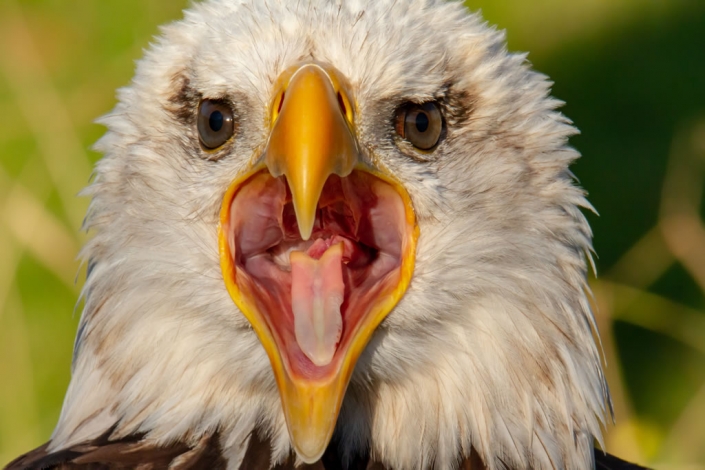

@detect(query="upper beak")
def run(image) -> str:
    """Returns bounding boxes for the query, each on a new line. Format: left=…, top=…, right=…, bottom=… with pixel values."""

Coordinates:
left=265, top=63, right=358, bottom=240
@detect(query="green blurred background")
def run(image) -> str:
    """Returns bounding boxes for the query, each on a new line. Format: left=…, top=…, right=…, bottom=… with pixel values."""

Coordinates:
left=1, top=0, right=704, bottom=468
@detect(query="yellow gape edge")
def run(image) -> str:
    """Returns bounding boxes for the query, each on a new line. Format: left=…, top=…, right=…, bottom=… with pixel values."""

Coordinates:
left=218, top=63, right=419, bottom=462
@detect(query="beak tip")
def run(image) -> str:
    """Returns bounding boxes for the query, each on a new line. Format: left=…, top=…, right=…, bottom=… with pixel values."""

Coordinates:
left=299, top=226, right=313, bottom=241
left=291, top=433, right=330, bottom=464
left=294, top=207, right=315, bottom=241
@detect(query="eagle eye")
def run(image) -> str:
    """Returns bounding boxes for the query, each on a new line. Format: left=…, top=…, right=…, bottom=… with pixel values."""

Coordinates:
left=394, top=102, right=443, bottom=151
left=198, top=99, right=235, bottom=149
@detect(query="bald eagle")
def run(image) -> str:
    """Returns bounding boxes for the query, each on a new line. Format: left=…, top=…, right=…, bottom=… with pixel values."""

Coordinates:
left=7, top=0, right=648, bottom=469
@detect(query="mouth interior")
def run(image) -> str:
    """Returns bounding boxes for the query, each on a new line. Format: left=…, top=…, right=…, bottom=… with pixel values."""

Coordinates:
left=227, top=170, right=406, bottom=379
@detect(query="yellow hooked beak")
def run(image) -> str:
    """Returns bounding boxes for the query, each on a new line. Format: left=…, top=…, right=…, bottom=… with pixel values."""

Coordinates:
left=219, top=63, right=418, bottom=462
left=265, top=63, right=358, bottom=241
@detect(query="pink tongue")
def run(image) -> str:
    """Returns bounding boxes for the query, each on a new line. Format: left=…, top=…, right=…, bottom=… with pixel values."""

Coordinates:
left=290, top=242, right=345, bottom=366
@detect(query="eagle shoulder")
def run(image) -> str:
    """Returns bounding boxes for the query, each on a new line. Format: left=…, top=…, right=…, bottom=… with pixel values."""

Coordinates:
left=4, top=430, right=226, bottom=470
left=6, top=435, right=648, bottom=470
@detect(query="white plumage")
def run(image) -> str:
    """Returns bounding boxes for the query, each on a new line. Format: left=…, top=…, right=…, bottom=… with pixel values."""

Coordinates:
left=21, top=1, right=611, bottom=469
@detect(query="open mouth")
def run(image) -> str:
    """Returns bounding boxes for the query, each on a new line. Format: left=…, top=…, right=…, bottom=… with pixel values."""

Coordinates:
left=217, top=62, right=418, bottom=462
left=224, top=170, right=407, bottom=379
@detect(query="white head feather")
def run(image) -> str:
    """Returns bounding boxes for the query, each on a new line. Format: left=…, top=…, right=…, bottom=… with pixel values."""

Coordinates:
left=50, top=0, right=609, bottom=468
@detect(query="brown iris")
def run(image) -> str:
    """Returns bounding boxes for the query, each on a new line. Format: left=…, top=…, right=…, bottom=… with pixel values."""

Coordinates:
left=394, top=102, right=443, bottom=150
left=198, top=99, right=235, bottom=149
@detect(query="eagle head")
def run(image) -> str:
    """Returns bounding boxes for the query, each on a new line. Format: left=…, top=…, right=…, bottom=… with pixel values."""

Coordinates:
left=41, top=0, right=609, bottom=468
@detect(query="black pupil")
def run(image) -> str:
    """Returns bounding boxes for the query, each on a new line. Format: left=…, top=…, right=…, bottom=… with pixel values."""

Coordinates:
left=415, top=112, right=429, bottom=133
left=209, top=110, right=224, bottom=132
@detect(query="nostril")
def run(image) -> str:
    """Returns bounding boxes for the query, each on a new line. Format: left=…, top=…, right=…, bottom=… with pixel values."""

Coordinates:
left=277, top=91, right=286, bottom=114
left=337, top=92, right=346, bottom=116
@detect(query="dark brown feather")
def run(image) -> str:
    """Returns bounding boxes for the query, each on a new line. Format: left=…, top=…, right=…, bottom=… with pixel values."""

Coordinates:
left=5, top=429, right=648, bottom=470
left=4, top=429, right=226, bottom=470
left=594, top=450, right=650, bottom=470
